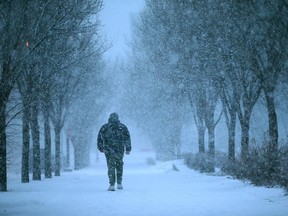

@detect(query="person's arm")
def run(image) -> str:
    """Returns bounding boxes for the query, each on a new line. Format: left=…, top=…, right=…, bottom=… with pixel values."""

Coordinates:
left=97, top=125, right=106, bottom=153
left=124, top=125, right=131, bottom=154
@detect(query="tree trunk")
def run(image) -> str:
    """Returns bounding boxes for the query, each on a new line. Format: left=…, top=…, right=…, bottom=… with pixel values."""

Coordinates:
left=218, top=77, right=237, bottom=162
left=43, top=108, right=52, bottom=178
left=30, top=101, right=41, bottom=180
left=74, top=137, right=86, bottom=170
left=264, top=90, right=278, bottom=148
left=207, top=124, right=215, bottom=172
left=65, top=136, right=70, bottom=169
left=0, top=105, right=7, bottom=191
left=206, top=104, right=216, bottom=159
left=21, top=97, right=30, bottom=183
left=264, top=89, right=279, bottom=182
left=74, top=133, right=90, bottom=170
left=54, top=124, right=61, bottom=176
left=198, top=122, right=205, bottom=153
left=228, top=111, right=236, bottom=161
left=0, top=72, right=12, bottom=191
left=172, top=127, right=181, bottom=159
left=74, top=139, right=81, bottom=170
left=207, top=126, right=215, bottom=158
left=240, top=118, right=250, bottom=163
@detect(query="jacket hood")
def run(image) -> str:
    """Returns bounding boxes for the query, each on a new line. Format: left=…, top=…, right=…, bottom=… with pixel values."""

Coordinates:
left=108, top=112, right=120, bottom=124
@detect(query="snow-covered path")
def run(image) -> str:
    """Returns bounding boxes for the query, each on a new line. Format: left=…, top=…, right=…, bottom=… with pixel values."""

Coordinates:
left=1, top=151, right=288, bottom=216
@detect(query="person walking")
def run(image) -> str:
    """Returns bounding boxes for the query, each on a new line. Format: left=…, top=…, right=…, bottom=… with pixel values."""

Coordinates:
left=97, top=113, right=131, bottom=191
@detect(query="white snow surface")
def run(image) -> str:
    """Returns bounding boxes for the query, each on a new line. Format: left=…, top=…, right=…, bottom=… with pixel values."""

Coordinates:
left=1, top=151, right=288, bottom=216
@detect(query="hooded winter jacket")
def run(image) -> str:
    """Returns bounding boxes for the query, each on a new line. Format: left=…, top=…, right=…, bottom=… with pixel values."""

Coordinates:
left=97, top=113, right=131, bottom=156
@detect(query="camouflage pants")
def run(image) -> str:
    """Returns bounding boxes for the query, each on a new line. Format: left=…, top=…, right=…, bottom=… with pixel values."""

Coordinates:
left=105, top=154, right=124, bottom=186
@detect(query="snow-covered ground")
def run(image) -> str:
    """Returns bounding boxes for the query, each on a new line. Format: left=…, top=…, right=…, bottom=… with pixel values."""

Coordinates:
left=1, top=151, right=288, bottom=216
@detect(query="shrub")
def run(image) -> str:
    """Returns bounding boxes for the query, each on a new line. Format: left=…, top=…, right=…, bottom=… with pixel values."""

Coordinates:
left=222, top=140, right=286, bottom=191
left=279, top=145, right=288, bottom=194
left=184, top=138, right=288, bottom=194
left=184, top=152, right=215, bottom=173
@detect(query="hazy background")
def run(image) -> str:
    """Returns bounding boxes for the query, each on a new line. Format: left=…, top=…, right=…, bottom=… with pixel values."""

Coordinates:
left=101, top=0, right=144, bottom=61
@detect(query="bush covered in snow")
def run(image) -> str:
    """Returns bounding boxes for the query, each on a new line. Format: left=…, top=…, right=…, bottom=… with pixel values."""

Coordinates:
left=184, top=152, right=219, bottom=173
left=279, top=145, right=288, bottom=195
left=184, top=143, right=288, bottom=194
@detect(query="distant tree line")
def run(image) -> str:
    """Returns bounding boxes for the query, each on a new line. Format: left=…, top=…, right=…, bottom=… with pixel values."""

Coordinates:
left=0, top=0, right=108, bottom=192
left=125, top=0, right=288, bottom=190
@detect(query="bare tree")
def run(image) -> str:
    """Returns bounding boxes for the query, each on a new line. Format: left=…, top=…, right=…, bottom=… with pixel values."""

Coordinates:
left=0, top=0, right=31, bottom=191
left=217, top=71, right=239, bottom=161
left=46, top=0, right=104, bottom=176
left=250, top=0, right=288, bottom=181
left=1, top=0, right=105, bottom=190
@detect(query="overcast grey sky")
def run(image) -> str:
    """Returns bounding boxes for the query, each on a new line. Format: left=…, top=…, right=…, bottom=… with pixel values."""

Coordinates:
left=100, top=0, right=144, bottom=61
